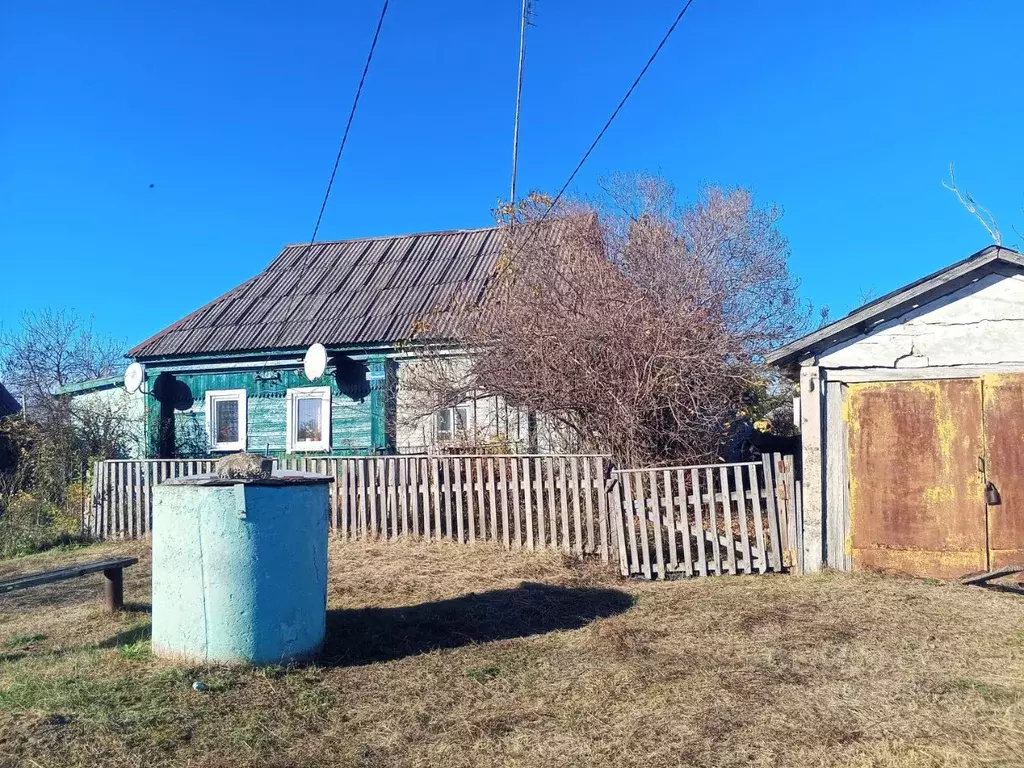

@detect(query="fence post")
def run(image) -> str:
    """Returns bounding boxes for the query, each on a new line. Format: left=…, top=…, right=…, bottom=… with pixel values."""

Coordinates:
left=604, top=464, right=629, bottom=577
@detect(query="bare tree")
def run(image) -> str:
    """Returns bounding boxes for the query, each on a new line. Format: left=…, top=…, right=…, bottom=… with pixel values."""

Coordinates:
left=0, top=309, right=136, bottom=518
left=405, top=174, right=809, bottom=467
left=0, top=309, right=124, bottom=415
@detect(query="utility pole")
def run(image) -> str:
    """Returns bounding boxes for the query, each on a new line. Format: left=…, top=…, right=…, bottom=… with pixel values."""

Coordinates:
left=509, top=0, right=530, bottom=210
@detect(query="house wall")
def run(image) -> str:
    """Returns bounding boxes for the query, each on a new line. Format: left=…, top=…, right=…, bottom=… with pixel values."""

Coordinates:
left=805, top=270, right=1024, bottom=573
left=70, top=385, right=147, bottom=459
left=145, top=357, right=394, bottom=458
left=393, top=358, right=583, bottom=454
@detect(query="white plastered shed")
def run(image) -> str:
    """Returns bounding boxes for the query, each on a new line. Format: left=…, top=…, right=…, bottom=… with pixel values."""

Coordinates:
left=769, top=245, right=1024, bottom=579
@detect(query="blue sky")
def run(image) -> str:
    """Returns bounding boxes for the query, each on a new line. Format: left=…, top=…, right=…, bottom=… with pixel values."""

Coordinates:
left=2, top=1, right=1022, bottom=350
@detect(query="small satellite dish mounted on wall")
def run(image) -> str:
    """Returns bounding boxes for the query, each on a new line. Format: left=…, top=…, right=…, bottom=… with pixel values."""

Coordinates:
left=124, top=362, right=145, bottom=394
left=303, top=343, right=328, bottom=381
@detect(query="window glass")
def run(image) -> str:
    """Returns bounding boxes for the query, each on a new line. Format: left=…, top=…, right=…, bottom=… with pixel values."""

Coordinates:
left=296, top=397, right=322, bottom=442
left=455, top=407, right=467, bottom=432
left=437, top=409, right=452, bottom=435
left=215, top=399, right=239, bottom=443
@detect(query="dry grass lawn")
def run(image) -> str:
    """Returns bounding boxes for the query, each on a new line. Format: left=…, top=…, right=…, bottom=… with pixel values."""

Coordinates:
left=0, top=538, right=1023, bottom=767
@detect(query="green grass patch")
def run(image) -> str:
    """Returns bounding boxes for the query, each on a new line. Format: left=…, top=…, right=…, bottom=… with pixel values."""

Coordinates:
left=3, top=632, right=47, bottom=649
left=466, top=665, right=501, bottom=683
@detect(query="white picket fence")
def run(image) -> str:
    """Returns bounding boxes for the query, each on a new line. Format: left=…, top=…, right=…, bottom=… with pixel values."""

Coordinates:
left=89, top=453, right=799, bottom=579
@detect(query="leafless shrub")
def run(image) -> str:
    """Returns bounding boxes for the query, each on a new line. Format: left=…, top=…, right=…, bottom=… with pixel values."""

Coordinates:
left=943, top=162, right=1002, bottom=245
left=407, top=174, right=808, bottom=466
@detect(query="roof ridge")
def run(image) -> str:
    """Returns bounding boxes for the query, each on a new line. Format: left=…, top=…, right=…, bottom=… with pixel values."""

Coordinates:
left=280, top=224, right=500, bottom=249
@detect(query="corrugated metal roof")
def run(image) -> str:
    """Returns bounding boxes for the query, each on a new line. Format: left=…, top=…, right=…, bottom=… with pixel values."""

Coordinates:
left=130, top=226, right=506, bottom=359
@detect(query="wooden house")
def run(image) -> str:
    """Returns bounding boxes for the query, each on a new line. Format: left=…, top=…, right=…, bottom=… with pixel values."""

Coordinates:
left=769, top=245, right=1024, bottom=579
left=129, top=227, right=538, bottom=459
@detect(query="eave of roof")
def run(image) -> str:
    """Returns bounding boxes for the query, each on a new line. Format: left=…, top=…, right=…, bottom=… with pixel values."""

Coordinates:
left=54, top=376, right=123, bottom=396
left=767, top=245, right=1024, bottom=370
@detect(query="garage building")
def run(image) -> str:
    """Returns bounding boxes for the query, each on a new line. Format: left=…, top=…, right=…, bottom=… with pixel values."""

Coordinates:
left=769, top=245, right=1024, bottom=579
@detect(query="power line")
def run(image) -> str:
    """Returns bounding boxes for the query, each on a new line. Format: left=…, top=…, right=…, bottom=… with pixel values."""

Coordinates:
left=262, top=1, right=390, bottom=365
left=510, top=0, right=697, bottom=248
left=509, top=0, right=531, bottom=207
left=310, top=0, right=390, bottom=244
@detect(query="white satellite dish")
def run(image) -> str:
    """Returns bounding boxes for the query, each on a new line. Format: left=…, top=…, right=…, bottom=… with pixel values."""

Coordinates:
left=124, top=362, right=144, bottom=394
left=303, top=343, right=328, bottom=381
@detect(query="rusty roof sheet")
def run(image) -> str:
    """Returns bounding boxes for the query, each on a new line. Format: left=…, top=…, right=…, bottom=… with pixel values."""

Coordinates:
left=130, top=226, right=507, bottom=359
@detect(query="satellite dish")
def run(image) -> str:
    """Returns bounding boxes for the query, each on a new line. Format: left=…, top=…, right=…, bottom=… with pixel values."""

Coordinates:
left=124, top=363, right=144, bottom=394
left=303, top=343, right=328, bottom=381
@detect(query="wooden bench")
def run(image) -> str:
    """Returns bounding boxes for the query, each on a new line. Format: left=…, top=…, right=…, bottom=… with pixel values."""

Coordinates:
left=0, top=557, right=139, bottom=612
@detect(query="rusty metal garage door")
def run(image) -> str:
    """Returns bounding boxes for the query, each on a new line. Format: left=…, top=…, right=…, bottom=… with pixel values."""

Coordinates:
left=981, top=375, right=1024, bottom=568
left=845, top=379, right=988, bottom=579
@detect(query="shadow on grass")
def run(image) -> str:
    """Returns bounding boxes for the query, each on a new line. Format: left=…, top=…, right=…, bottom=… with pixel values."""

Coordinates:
left=98, top=623, right=152, bottom=649
left=321, top=581, right=633, bottom=667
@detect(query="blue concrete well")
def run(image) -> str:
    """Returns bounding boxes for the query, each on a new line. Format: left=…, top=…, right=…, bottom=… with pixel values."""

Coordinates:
left=151, top=471, right=330, bottom=665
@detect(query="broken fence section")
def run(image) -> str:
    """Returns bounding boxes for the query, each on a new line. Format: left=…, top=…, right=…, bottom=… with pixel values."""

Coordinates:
left=609, top=453, right=800, bottom=579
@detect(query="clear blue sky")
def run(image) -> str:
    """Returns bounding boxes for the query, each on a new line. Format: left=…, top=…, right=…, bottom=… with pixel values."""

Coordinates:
left=2, top=1, right=1023, bottom=349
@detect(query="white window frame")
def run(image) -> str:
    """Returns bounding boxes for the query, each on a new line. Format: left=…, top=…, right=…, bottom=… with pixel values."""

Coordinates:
left=205, top=389, right=247, bottom=452
left=286, top=386, right=332, bottom=453
left=435, top=405, right=468, bottom=442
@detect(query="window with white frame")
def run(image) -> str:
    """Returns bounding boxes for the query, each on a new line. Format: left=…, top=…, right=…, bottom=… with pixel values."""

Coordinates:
left=436, top=406, right=468, bottom=442
left=205, top=389, right=247, bottom=452
left=286, top=387, right=332, bottom=452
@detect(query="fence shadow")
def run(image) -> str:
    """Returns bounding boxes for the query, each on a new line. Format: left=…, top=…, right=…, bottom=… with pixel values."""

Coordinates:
left=321, top=582, right=633, bottom=667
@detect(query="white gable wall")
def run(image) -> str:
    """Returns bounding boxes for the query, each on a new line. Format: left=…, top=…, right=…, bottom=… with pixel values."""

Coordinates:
left=818, top=272, right=1024, bottom=372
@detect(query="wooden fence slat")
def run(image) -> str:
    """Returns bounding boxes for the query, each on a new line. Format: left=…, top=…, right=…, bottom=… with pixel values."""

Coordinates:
left=559, top=457, right=571, bottom=554
left=510, top=457, right=521, bottom=549
left=387, top=459, right=398, bottom=540
left=705, top=468, right=721, bottom=574
left=598, top=458, right=611, bottom=563
left=398, top=458, right=408, bottom=537
left=608, top=472, right=628, bottom=574
left=409, top=458, right=420, bottom=538
left=115, top=461, right=123, bottom=539
left=583, top=458, right=595, bottom=554
left=663, top=469, right=678, bottom=572
left=465, top=457, right=476, bottom=544
left=476, top=457, right=487, bottom=543
left=432, top=458, right=443, bottom=541
left=349, top=460, right=359, bottom=539
left=358, top=460, right=368, bottom=539
left=691, top=468, right=707, bottom=577
left=761, top=454, right=783, bottom=572
left=734, top=464, right=753, bottom=574
left=677, top=469, right=692, bottom=576
left=621, top=471, right=638, bottom=574
left=454, top=457, right=466, bottom=544
left=647, top=469, right=665, bottom=579
left=569, top=458, right=583, bottom=555
left=523, top=458, right=534, bottom=551
left=748, top=463, right=768, bottom=573
left=632, top=473, right=651, bottom=578
left=532, top=457, right=545, bottom=549
left=547, top=458, right=559, bottom=551
left=498, top=458, right=510, bottom=549
left=485, top=458, right=497, bottom=544
left=424, top=458, right=435, bottom=540
left=330, top=459, right=340, bottom=535
left=720, top=465, right=737, bottom=575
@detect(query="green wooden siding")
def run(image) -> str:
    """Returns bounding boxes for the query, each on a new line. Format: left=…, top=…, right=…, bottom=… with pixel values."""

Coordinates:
left=145, top=361, right=393, bottom=458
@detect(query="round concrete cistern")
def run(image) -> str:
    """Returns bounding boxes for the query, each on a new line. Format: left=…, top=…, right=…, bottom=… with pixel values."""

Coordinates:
left=151, top=470, right=331, bottom=665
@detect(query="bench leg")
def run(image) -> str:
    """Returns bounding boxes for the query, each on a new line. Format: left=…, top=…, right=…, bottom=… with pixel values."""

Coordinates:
left=103, top=568, right=124, bottom=612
